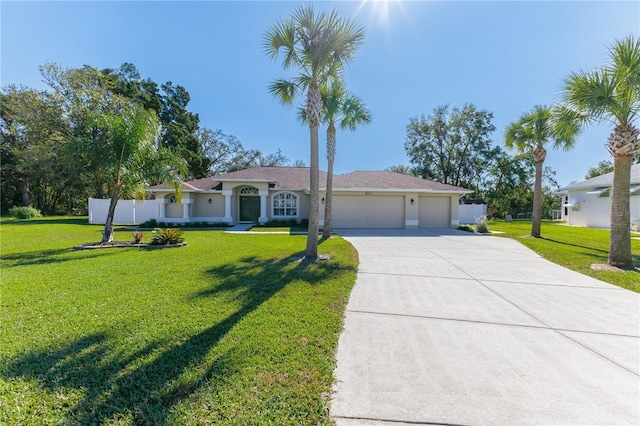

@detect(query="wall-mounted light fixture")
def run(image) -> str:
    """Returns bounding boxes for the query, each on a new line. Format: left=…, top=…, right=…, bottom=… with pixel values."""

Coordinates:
left=321, top=197, right=325, bottom=204
left=208, top=198, right=212, bottom=204
left=410, top=198, right=415, bottom=205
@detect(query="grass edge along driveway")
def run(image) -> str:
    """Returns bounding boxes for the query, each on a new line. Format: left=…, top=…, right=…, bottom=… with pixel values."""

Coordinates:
left=0, top=217, right=358, bottom=425
left=487, top=219, right=639, bottom=293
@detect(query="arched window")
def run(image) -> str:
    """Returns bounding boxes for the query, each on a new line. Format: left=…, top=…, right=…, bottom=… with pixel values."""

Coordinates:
left=239, top=186, right=259, bottom=195
left=168, top=195, right=176, bottom=204
left=272, top=192, right=298, bottom=217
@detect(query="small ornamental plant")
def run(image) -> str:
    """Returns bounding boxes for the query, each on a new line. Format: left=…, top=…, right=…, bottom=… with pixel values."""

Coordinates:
left=475, top=215, right=491, bottom=234
left=132, top=231, right=144, bottom=244
left=150, top=228, right=184, bottom=245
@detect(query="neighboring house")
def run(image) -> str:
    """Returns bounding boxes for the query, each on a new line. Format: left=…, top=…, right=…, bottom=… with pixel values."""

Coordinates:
left=146, top=167, right=471, bottom=229
left=557, top=163, right=640, bottom=230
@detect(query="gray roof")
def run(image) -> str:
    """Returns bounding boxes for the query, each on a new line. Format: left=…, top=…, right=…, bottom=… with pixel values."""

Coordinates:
left=559, top=163, right=640, bottom=191
left=148, top=167, right=471, bottom=194
left=332, top=170, right=471, bottom=193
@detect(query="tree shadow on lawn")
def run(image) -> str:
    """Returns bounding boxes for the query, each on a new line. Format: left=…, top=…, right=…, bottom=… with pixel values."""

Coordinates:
left=541, top=237, right=640, bottom=266
left=1, top=247, right=118, bottom=267
left=1, top=252, right=347, bottom=424
left=1, top=217, right=88, bottom=226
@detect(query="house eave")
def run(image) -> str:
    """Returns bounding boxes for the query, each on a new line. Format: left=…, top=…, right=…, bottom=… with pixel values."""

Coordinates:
left=329, top=187, right=472, bottom=194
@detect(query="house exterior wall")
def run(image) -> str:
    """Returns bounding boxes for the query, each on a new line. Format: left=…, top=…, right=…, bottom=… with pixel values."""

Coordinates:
left=165, top=196, right=183, bottom=218
left=405, top=192, right=419, bottom=228
left=142, top=183, right=465, bottom=228
left=566, top=189, right=640, bottom=229
left=192, top=193, right=225, bottom=219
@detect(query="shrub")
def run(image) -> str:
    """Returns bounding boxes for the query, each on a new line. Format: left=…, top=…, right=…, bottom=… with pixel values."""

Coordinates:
left=210, top=222, right=230, bottom=228
left=8, top=206, right=42, bottom=220
left=457, top=224, right=474, bottom=233
left=132, top=231, right=144, bottom=244
left=475, top=215, right=491, bottom=234
left=139, top=219, right=157, bottom=228
left=150, top=228, right=184, bottom=245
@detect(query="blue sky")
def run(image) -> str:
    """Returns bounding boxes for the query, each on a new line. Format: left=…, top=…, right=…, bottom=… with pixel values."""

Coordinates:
left=2, top=1, right=639, bottom=186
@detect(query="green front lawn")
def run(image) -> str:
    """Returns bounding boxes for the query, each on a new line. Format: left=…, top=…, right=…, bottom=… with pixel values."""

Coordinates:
left=0, top=217, right=358, bottom=425
left=249, top=226, right=308, bottom=234
left=487, top=220, right=640, bottom=293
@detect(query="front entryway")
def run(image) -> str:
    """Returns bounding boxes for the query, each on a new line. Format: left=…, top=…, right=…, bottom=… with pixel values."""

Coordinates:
left=239, top=196, right=260, bottom=222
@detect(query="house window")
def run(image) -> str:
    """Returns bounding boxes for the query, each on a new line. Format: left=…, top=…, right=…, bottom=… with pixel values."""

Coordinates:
left=240, top=186, right=259, bottom=195
left=168, top=195, right=176, bottom=204
left=272, top=192, right=298, bottom=217
left=586, top=187, right=610, bottom=197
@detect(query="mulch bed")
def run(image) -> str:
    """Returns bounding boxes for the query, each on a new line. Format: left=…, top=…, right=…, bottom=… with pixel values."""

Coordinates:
left=74, top=241, right=187, bottom=250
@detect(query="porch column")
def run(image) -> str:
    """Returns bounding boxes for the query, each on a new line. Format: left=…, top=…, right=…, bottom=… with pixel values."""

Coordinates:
left=182, top=199, right=193, bottom=222
left=158, top=199, right=167, bottom=220
left=222, top=190, right=233, bottom=223
left=259, top=190, right=269, bottom=224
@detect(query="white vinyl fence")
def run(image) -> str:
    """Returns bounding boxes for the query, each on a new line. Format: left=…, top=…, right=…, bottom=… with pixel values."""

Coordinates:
left=459, top=204, right=487, bottom=224
left=88, top=198, right=157, bottom=225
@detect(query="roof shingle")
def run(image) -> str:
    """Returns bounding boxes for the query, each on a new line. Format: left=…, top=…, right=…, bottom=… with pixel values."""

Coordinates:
left=148, top=167, right=470, bottom=193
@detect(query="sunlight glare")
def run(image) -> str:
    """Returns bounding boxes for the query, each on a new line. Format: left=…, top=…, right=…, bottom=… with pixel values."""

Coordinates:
left=356, top=0, right=406, bottom=29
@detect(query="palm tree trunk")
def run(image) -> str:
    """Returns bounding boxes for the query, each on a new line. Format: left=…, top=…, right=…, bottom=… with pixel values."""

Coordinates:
left=531, top=145, right=546, bottom=238
left=305, top=79, right=321, bottom=259
left=102, top=181, right=121, bottom=244
left=531, top=161, right=543, bottom=238
left=608, top=154, right=632, bottom=267
left=323, top=123, right=336, bottom=238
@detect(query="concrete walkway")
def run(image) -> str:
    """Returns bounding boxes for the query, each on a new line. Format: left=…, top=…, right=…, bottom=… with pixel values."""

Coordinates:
left=331, top=228, right=639, bottom=425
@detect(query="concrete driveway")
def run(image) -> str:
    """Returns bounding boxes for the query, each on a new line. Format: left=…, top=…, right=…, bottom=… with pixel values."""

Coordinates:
left=330, top=228, right=639, bottom=425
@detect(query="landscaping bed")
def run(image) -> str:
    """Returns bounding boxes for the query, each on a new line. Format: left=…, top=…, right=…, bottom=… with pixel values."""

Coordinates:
left=75, top=241, right=187, bottom=249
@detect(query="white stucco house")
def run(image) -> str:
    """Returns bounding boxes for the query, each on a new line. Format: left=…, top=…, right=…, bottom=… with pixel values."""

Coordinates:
left=558, top=163, right=640, bottom=230
left=145, top=167, right=472, bottom=229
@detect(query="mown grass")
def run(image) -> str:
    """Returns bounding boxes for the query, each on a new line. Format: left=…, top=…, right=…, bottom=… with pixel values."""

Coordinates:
left=488, top=220, right=640, bottom=293
left=0, top=217, right=358, bottom=425
left=249, top=226, right=308, bottom=234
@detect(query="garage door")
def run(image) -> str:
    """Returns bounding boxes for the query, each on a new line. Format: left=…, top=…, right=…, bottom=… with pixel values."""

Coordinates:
left=331, top=195, right=405, bottom=228
left=418, top=196, right=451, bottom=228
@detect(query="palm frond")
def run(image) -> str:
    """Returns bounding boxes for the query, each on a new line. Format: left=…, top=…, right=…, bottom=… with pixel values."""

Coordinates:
left=268, top=79, right=299, bottom=106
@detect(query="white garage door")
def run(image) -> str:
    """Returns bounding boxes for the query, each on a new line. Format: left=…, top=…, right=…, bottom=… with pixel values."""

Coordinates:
left=418, top=196, right=451, bottom=228
left=332, top=195, right=405, bottom=228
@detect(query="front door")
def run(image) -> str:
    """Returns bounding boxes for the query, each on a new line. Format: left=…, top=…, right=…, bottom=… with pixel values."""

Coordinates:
left=239, top=196, right=260, bottom=222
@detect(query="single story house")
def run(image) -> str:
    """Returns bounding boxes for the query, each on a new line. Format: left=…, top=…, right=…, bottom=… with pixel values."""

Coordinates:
left=557, top=163, right=640, bottom=230
left=146, top=167, right=472, bottom=229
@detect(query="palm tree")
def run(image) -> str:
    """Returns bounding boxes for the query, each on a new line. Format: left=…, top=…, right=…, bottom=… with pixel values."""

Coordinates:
left=505, top=105, right=576, bottom=238
left=90, top=101, right=185, bottom=243
left=557, top=35, right=640, bottom=268
left=318, top=82, right=371, bottom=237
left=264, top=5, right=364, bottom=259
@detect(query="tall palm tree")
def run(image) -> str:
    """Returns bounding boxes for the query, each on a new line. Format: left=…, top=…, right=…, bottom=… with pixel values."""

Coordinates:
left=319, top=82, right=371, bottom=237
left=557, top=35, right=640, bottom=268
left=505, top=105, right=576, bottom=238
left=90, top=102, right=185, bottom=243
left=264, top=5, right=364, bottom=259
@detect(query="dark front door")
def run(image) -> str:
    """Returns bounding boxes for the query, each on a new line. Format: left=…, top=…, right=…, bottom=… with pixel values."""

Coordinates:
left=239, top=196, right=260, bottom=222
